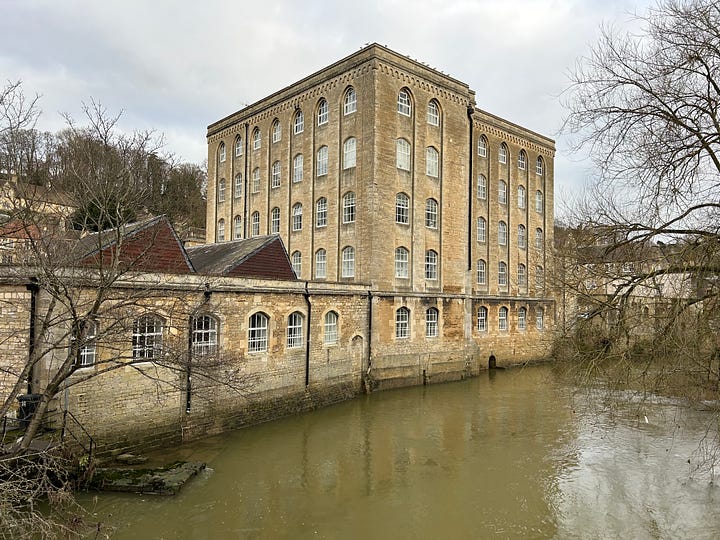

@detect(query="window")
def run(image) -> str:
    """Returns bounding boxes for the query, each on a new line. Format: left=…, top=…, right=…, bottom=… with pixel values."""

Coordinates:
left=477, top=259, right=486, bottom=285
left=251, top=211, right=260, bottom=237
left=218, top=142, right=226, bottom=163
left=499, top=143, right=508, bottom=164
left=395, top=193, right=410, bottom=224
left=341, top=246, right=355, bottom=277
left=191, top=315, right=217, bottom=356
left=294, top=110, right=304, bottom=134
left=395, top=247, right=409, bottom=278
left=425, top=250, right=438, bottom=280
left=292, top=203, right=303, bottom=231
left=344, top=87, right=357, bottom=115
left=518, top=150, right=527, bottom=170
left=324, top=311, right=338, bottom=344
left=343, top=137, right=356, bottom=169
left=133, top=315, right=163, bottom=361
left=252, top=168, right=260, bottom=193
left=518, top=185, right=526, bottom=209
left=316, top=197, right=327, bottom=227
left=271, top=119, right=281, bottom=143
left=397, top=89, right=412, bottom=116
left=427, top=100, right=440, bottom=126
left=536, top=156, right=544, bottom=175
left=396, top=139, right=411, bottom=170
left=499, top=261, right=508, bottom=287
left=217, top=219, right=225, bottom=242
left=395, top=307, right=410, bottom=338
left=291, top=251, right=302, bottom=277
left=518, top=224, right=526, bottom=249
left=315, top=249, right=327, bottom=279
left=234, top=137, right=243, bottom=157
left=343, top=192, right=356, bottom=223
left=518, top=263, right=527, bottom=287
left=498, top=180, right=507, bottom=204
left=536, top=266, right=544, bottom=289
left=473, top=308, right=490, bottom=336
left=293, top=154, right=304, bottom=183
left=518, top=307, right=527, bottom=330
left=271, top=207, right=280, bottom=234
left=425, top=199, right=438, bottom=229
left=536, top=190, right=543, bottom=213
left=477, top=217, right=486, bottom=243
left=477, top=174, right=487, bottom=200
left=317, top=146, right=328, bottom=176
left=498, top=221, right=507, bottom=246
left=317, top=99, right=328, bottom=125
left=234, top=215, right=242, bottom=240
left=478, top=136, right=488, bottom=157
left=271, top=161, right=281, bottom=188
left=535, top=228, right=544, bottom=250
left=252, top=128, right=261, bottom=150
left=234, top=174, right=242, bottom=198
left=248, top=312, right=268, bottom=353
left=536, top=307, right=544, bottom=330
left=287, top=312, right=304, bottom=348
left=499, top=307, right=508, bottom=331
left=426, top=308, right=439, bottom=337
left=426, top=147, right=439, bottom=177
left=76, top=320, right=98, bottom=368
left=218, top=179, right=226, bottom=202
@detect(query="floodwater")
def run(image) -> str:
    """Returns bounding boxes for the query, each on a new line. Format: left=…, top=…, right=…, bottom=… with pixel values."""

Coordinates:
left=82, top=366, right=720, bottom=539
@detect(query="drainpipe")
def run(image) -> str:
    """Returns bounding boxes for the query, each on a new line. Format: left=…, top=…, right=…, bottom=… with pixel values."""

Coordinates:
left=185, top=318, right=192, bottom=413
left=26, top=277, right=39, bottom=394
left=366, top=290, right=373, bottom=377
left=304, top=281, right=311, bottom=387
left=467, top=106, right=475, bottom=272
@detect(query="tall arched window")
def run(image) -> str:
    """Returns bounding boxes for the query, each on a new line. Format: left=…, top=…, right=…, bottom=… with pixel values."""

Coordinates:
left=395, top=193, right=410, bottom=224
left=271, top=119, right=281, bottom=143
left=291, top=251, right=302, bottom=277
left=536, top=156, right=544, bottom=175
left=395, top=307, right=410, bottom=338
left=324, top=311, right=339, bottom=344
left=396, top=139, right=411, bottom=170
left=498, top=306, right=509, bottom=331
left=477, top=217, right=486, bottom=243
left=426, top=307, right=439, bottom=337
left=252, top=128, right=261, bottom=150
left=344, top=87, right=357, bottom=115
left=218, top=178, right=226, bottom=202
left=218, top=142, right=226, bottom=163
left=425, top=250, right=438, bottom=280
left=518, top=263, right=527, bottom=287
left=343, top=137, right=356, bottom=169
left=251, top=211, right=260, bottom=237
left=477, top=306, right=488, bottom=332
left=248, top=312, right=268, bottom=352
left=315, top=249, right=327, bottom=279
left=477, top=136, right=488, bottom=158
left=191, top=315, right=218, bottom=356
left=518, top=224, right=526, bottom=249
left=271, top=207, right=280, bottom=234
left=518, top=150, right=527, bottom=170
left=341, top=246, right=355, bottom=277
left=395, top=247, right=409, bottom=278
left=499, top=180, right=507, bottom=204
left=427, top=100, right=440, bottom=126
left=252, top=167, right=260, bottom=193
left=477, top=174, right=487, bottom=199
left=234, top=136, right=243, bottom=157
left=342, top=192, right=356, bottom=223
left=535, top=228, right=544, bottom=249
left=316, top=146, right=328, bottom=176
left=287, top=312, right=304, bottom=348
left=536, top=265, right=544, bottom=289
left=293, top=154, right=304, bottom=183
left=425, top=199, right=438, bottom=228
left=397, top=89, right=412, bottom=116
left=132, top=315, right=163, bottom=361
left=317, top=99, right=329, bottom=125
left=536, top=190, right=544, bottom=213
left=536, top=307, right=544, bottom=330
left=294, top=110, right=304, bottom=134
left=233, top=215, right=242, bottom=239
left=234, top=173, right=242, bottom=199
left=316, top=197, right=327, bottom=227
left=477, top=259, right=486, bottom=285
left=292, top=203, right=303, bottom=231
left=518, top=307, right=527, bottom=330
left=499, top=143, right=508, bottom=164
left=518, top=185, right=526, bottom=208
left=271, top=161, right=281, bottom=188
left=217, top=218, right=225, bottom=242
left=499, top=261, right=508, bottom=287
left=498, top=221, right=507, bottom=246
left=426, top=147, right=439, bottom=177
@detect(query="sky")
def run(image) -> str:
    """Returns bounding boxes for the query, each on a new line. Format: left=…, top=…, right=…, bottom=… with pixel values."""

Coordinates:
left=0, top=0, right=655, bottom=206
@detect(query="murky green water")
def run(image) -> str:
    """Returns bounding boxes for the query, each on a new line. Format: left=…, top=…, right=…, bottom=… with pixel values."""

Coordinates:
left=82, top=366, right=720, bottom=539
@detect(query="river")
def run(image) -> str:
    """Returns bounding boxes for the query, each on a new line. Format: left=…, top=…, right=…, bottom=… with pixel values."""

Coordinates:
left=82, top=365, right=720, bottom=539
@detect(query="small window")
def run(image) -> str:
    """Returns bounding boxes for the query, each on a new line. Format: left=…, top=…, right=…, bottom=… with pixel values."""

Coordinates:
left=343, top=192, right=356, bottom=224
left=218, top=142, right=226, bottom=163
left=426, top=147, right=439, bottom=178
left=477, top=136, right=488, bottom=158
left=476, top=259, right=486, bottom=285
left=427, top=100, right=440, bottom=126
left=518, top=185, right=526, bottom=209
left=498, top=180, right=507, bottom=204
left=498, top=221, right=507, bottom=246
left=397, top=89, right=412, bottom=116
left=395, top=307, right=410, bottom=338
left=395, top=193, right=410, bottom=224
left=234, top=136, right=243, bottom=157
left=425, top=250, right=438, bottom=280
left=271, top=207, right=280, bottom=234
left=518, top=224, right=526, bottom=249
left=252, top=168, right=260, bottom=193
left=341, top=246, right=355, bottom=278
left=425, top=199, right=438, bottom=229
left=291, top=251, right=302, bottom=277
left=233, top=215, right=242, bottom=240
left=248, top=312, right=268, bottom=353
left=518, top=307, right=527, bottom=330
left=426, top=308, right=439, bottom=338
left=294, top=110, right=304, bottom=134
left=536, top=156, right=544, bottom=175
left=536, top=266, right=544, bottom=289
left=536, top=307, right=544, bottom=330
left=191, top=315, right=218, bottom=356
left=477, top=217, right=486, bottom=243
left=317, top=99, right=329, bottom=125
left=218, top=179, right=226, bottom=202
left=499, top=261, right=508, bottom=287
left=343, top=138, right=356, bottom=169
left=316, top=197, right=327, bottom=228
left=271, top=161, right=281, bottom=188
left=535, top=228, right=544, bottom=250
left=76, top=320, right=98, bottom=368
left=271, top=119, right=281, bottom=143
left=217, top=218, right=225, bottom=242
left=499, top=143, right=508, bottom=164
left=518, top=263, right=527, bottom=287
left=292, top=203, right=303, bottom=231
left=287, top=312, right=304, bottom=348
left=477, top=306, right=488, bottom=332
left=536, top=190, right=543, bottom=213
left=499, top=307, right=508, bottom=331
left=252, top=128, right=261, bottom=150
left=395, top=247, right=409, bottom=278
left=234, top=174, right=242, bottom=199
left=315, top=249, right=327, bottom=279
left=477, top=174, right=487, bottom=200
left=344, top=87, right=357, bottom=115
left=396, top=139, right=411, bottom=171
left=251, top=211, right=260, bottom=237
left=293, top=154, right=304, bottom=183
left=317, top=146, right=329, bottom=176
left=133, top=315, right=163, bottom=361
left=518, top=150, right=527, bottom=170
left=324, top=311, right=339, bottom=344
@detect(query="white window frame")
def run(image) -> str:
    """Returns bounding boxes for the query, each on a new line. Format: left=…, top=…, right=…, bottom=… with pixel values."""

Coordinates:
left=315, top=249, right=327, bottom=279
left=317, top=99, right=328, bottom=126
left=426, top=147, right=439, bottom=178
left=425, top=199, right=438, bottom=229
left=294, top=111, right=304, bottom=134
left=536, top=266, right=544, bottom=289
left=248, top=312, right=268, bottom=353
left=477, top=306, right=488, bottom=332
left=535, top=228, right=543, bottom=250
left=427, top=100, right=439, bottom=126
left=343, top=137, right=356, bottom=169
left=77, top=320, right=98, bottom=368
left=536, top=156, right=544, bottom=175
left=316, top=197, right=327, bottom=228
left=395, top=193, right=410, bottom=224
left=395, top=307, right=410, bottom=338
left=477, top=259, right=486, bottom=285
left=499, top=143, right=508, bottom=164
left=477, top=217, right=486, bottom=243
left=217, top=219, right=225, bottom=242
left=518, top=150, right=526, bottom=170
left=271, top=161, right=281, bottom=188
left=291, top=251, right=302, bottom=277
left=343, top=192, right=356, bottom=224
left=498, top=221, right=507, bottom=246
left=425, top=250, right=438, bottom=280
left=251, top=212, right=260, bottom=237
left=498, top=180, right=507, bottom=204
left=324, top=311, right=339, bottom=344
left=518, top=307, right=527, bottom=331
left=191, top=315, right=218, bottom=357
left=499, top=307, right=508, bottom=331
left=395, top=247, right=409, bottom=278
left=499, top=262, right=508, bottom=287
left=133, top=315, right=163, bottom=361
left=271, top=119, right=281, bottom=143
left=218, top=179, right=226, bottom=202
left=252, top=128, right=261, bottom=151
left=317, top=146, right=328, bottom=176
left=287, top=312, right=304, bottom=349
left=396, top=139, right=411, bottom=171
left=233, top=215, right=242, bottom=240
left=518, top=264, right=527, bottom=287
left=478, top=137, right=488, bottom=158
left=292, top=203, right=303, bottom=231
left=478, top=174, right=487, bottom=200
left=218, top=142, right=226, bottom=163
left=344, top=87, right=357, bottom=115
left=271, top=207, right=280, bottom=234
left=536, top=190, right=543, bottom=213
left=536, top=307, right=544, bottom=330
left=252, top=168, right=260, bottom=193
left=234, top=174, right=242, bottom=199
left=397, top=89, right=412, bottom=116
left=293, top=154, right=304, bottom=183
left=518, top=224, right=526, bottom=249
left=518, top=185, right=526, bottom=208
left=425, top=308, right=439, bottom=337
left=341, top=246, right=355, bottom=278
left=235, top=137, right=243, bottom=157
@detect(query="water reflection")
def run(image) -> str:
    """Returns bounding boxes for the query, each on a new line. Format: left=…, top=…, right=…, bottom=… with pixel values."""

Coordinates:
left=82, top=366, right=720, bottom=539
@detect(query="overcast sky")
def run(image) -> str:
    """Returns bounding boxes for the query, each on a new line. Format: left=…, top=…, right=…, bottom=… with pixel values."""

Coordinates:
left=1, top=0, right=655, bottom=204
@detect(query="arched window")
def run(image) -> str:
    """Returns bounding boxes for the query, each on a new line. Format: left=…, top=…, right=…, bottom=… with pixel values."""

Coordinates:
left=535, top=228, right=544, bottom=250
left=477, top=136, right=488, bottom=158
left=536, top=190, right=544, bottom=213
left=252, top=167, right=260, bottom=193
left=217, top=218, right=225, bottom=242
left=427, top=100, right=440, bottom=126
left=293, top=154, right=304, bottom=183
left=395, top=247, right=409, bottom=278
left=426, top=147, right=439, bottom=177
left=248, top=312, right=269, bottom=353
left=344, top=87, right=357, bottom=115
left=291, top=251, right=302, bottom=277
left=397, top=89, right=412, bottom=116
left=218, top=178, right=226, bottom=202
left=396, top=138, right=411, bottom=170
left=499, top=261, right=508, bottom=287
left=395, top=193, right=410, bottom=224
left=477, top=174, right=487, bottom=199
left=316, top=197, right=327, bottom=227
left=317, top=99, right=329, bottom=125
left=294, top=110, right=304, bottom=134
left=343, top=137, right=356, bottom=169
left=234, top=136, right=243, bottom=157
left=287, top=312, right=304, bottom=348
left=518, top=185, right=526, bottom=208
left=191, top=315, right=218, bottom=356
left=425, top=250, right=438, bottom=280
left=426, top=307, right=439, bottom=337
left=499, top=143, right=508, bottom=164
left=292, top=203, right=303, bottom=231
left=341, top=246, right=355, bottom=278
left=271, top=119, right=281, bottom=143
left=477, top=306, right=488, bottom=332
left=343, top=192, right=356, bottom=223
left=251, top=211, right=260, bottom=237
left=316, top=146, right=328, bottom=176
left=324, top=311, right=339, bottom=344
left=271, top=207, right=280, bottom=234
left=315, top=249, right=327, bottom=279
left=133, top=315, right=163, bottom=361
left=536, top=265, right=544, bottom=289
left=395, top=307, right=410, bottom=338
left=536, top=307, right=544, bottom=330
left=271, top=161, right=281, bottom=188
left=477, top=259, right=486, bottom=285
left=477, top=217, right=486, bottom=243
left=498, top=180, right=507, bottom=204
left=518, top=307, right=527, bottom=330
left=218, top=142, right=226, bottom=163
left=518, top=224, right=526, bottom=249
left=234, top=173, right=242, bottom=199
left=518, top=263, right=527, bottom=287
left=498, top=221, right=507, bottom=246
left=518, top=150, right=527, bottom=170
left=425, top=199, right=438, bottom=228
left=536, top=156, right=544, bottom=175
left=252, top=128, right=261, bottom=150
left=499, top=306, right=509, bottom=331
left=233, top=215, right=242, bottom=240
